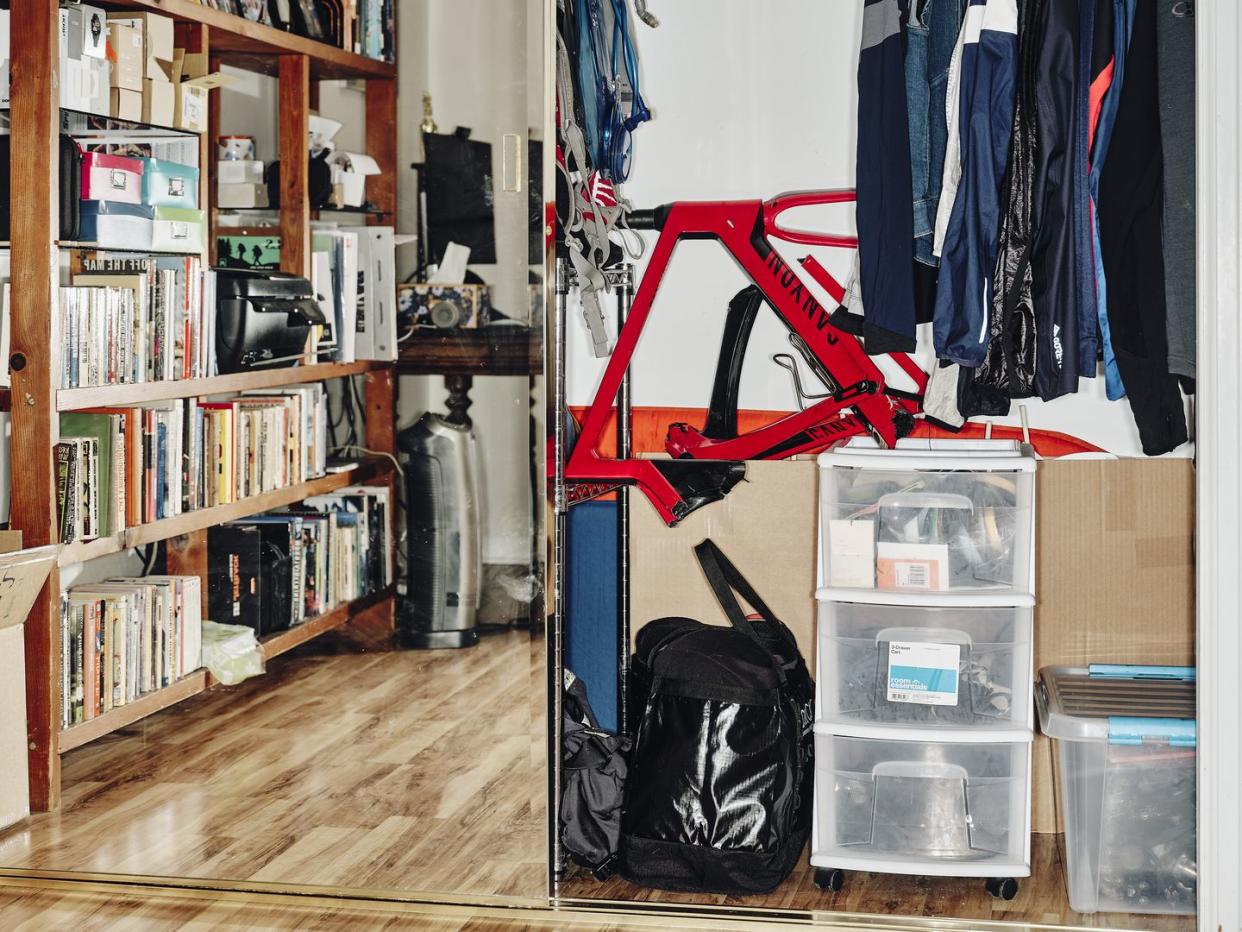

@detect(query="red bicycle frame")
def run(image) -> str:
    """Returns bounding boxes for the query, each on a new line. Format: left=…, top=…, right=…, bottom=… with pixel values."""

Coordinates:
left=565, top=190, right=926, bottom=525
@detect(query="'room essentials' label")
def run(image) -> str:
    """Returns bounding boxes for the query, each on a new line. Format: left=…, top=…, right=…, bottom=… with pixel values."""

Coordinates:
left=887, top=641, right=960, bottom=705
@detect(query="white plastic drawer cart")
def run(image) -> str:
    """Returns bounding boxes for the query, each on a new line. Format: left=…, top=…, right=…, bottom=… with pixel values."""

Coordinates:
left=812, top=440, right=1036, bottom=900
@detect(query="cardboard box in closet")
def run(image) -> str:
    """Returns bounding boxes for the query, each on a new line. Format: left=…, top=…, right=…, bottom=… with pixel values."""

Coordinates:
left=1029, top=457, right=1195, bottom=833
left=627, top=455, right=1196, bottom=834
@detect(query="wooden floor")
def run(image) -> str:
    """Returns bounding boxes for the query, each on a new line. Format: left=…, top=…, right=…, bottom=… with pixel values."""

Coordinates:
left=0, top=619, right=1197, bottom=930
left=0, top=623, right=547, bottom=898
left=560, top=833, right=1195, bottom=931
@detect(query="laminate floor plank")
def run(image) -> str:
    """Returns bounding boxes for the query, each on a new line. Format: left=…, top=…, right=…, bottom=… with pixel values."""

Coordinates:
left=0, top=627, right=548, bottom=900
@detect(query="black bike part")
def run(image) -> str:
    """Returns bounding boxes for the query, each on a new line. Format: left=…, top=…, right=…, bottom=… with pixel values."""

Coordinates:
left=814, top=868, right=845, bottom=892
left=703, top=286, right=766, bottom=441
left=986, top=877, right=1019, bottom=900
left=626, top=204, right=672, bottom=231
left=650, top=459, right=747, bottom=525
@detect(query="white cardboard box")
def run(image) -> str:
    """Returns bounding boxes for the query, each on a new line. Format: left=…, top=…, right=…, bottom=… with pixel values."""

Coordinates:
left=0, top=544, right=57, bottom=833
left=217, top=182, right=269, bottom=209
left=106, top=21, right=143, bottom=92
left=218, top=160, right=265, bottom=185
left=143, top=78, right=175, bottom=127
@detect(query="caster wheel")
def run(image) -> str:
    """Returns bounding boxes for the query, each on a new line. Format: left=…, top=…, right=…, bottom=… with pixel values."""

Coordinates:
left=814, top=868, right=845, bottom=892
left=986, top=877, right=1019, bottom=900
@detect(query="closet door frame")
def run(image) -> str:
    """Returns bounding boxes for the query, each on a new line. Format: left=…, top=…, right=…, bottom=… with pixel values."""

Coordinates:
left=1195, top=3, right=1240, bottom=930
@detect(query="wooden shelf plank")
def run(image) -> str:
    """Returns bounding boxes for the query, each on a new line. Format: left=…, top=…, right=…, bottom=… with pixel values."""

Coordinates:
left=59, top=669, right=209, bottom=753
left=57, top=590, right=396, bottom=753
left=261, top=586, right=395, bottom=660
left=57, top=459, right=391, bottom=566
left=57, top=360, right=385, bottom=411
left=99, top=0, right=395, bottom=80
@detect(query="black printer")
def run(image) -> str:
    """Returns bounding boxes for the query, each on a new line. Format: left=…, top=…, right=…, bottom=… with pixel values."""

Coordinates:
left=215, top=269, right=327, bottom=373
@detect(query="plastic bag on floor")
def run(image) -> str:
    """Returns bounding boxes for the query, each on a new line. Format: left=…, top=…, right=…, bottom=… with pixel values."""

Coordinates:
left=202, top=620, right=265, bottom=685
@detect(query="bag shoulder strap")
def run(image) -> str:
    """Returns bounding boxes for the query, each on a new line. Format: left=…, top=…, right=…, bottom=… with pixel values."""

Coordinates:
left=693, top=539, right=790, bottom=683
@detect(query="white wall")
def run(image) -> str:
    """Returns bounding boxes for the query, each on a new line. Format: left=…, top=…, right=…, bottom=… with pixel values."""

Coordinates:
left=564, top=1, right=1191, bottom=459
left=214, top=0, right=545, bottom=563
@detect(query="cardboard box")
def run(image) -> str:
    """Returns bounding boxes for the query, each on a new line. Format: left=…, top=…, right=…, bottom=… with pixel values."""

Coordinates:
left=110, top=87, right=143, bottom=122
left=58, top=5, right=110, bottom=116
left=1031, top=457, right=1195, bottom=832
left=143, top=78, right=175, bottom=127
left=107, top=21, right=143, bottom=92
left=218, top=160, right=265, bottom=185
left=0, top=541, right=58, bottom=833
left=631, top=458, right=818, bottom=661
left=108, top=12, right=174, bottom=80
left=628, top=453, right=1196, bottom=835
left=109, top=87, right=143, bottom=122
left=217, top=182, right=269, bottom=209
left=170, top=49, right=232, bottom=134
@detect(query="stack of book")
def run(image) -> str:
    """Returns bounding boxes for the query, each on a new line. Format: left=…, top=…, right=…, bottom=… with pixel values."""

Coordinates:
left=60, top=256, right=216, bottom=389
left=61, top=575, right=203, bottom=727
left=207, top=486, right=392, bottom=634
left=56, top=384, right=328, bottom=542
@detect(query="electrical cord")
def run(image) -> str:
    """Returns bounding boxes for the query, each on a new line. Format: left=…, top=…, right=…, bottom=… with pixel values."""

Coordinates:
left=331, top=444, right=404, bottom=478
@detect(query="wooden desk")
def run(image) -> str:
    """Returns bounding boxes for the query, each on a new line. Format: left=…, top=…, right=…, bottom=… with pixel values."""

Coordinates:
left=396, top=326, right=542, bottom=425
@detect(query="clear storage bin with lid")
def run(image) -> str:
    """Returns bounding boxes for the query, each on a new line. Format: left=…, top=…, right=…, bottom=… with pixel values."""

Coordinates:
left=818, top=440, right=1035, bottom=597
left=1036, top=665, right=1197, bottom=916
left=811, top=724, right=1032, bottom=878
left=816, top=592, right=1034, bottom=731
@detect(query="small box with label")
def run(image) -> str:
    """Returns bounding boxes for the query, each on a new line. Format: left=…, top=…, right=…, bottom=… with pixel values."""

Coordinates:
left=151, top=206, right=204, bottom=253
left=80, top=152, right=144, bottom=204
left=140, top=158, right=199, bottom=210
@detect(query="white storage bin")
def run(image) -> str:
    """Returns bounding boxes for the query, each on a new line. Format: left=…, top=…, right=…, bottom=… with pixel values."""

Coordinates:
left=816, top=593, right=1033, bottom=731
left=818, top=441, right=1035, bottom=596
left=1036, top=665, right=1196, bottom=916
left=151, top=206, right=205, bottom=253
left=812, top=725, right=1031, bottom=877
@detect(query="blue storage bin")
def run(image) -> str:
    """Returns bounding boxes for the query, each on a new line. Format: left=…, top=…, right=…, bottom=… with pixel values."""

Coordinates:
left=140, top=158, right=199, bottom=209
left=79, top=200, right=154, bottom=250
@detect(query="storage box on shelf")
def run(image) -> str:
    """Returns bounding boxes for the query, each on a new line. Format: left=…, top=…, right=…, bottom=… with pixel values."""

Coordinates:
left=811, top=439, right=1036, bottom=900
left=1036, top=665, right=1197, bottom=917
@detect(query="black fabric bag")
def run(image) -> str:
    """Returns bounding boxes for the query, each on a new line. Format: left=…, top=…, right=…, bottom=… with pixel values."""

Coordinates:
left=561, top=670, right=629, bottom=880
left=620, top=540, right=815, bottom=894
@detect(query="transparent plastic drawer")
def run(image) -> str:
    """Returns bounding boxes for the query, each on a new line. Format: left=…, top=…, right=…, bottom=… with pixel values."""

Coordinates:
left=817, top=597, right=1033, bottom=730
left=813, top=728, right=1030, bottom=870
left=819, top=465, right=1034, bottom=595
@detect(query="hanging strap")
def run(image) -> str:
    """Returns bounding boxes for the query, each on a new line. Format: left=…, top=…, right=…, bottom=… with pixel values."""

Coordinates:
left=692, top=539, right=790, bottom=684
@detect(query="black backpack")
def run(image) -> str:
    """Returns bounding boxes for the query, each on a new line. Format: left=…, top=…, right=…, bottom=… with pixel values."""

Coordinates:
left=620, top=540, right=815, bottom=894
left=561, top=670, right=629, bottom=880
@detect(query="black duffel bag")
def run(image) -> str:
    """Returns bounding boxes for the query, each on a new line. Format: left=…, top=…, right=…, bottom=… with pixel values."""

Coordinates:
left=620, top=539, right=815, bottom=894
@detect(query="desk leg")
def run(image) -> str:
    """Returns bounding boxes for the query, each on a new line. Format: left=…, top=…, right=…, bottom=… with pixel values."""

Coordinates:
left=444, top=374, right=474, bottom=428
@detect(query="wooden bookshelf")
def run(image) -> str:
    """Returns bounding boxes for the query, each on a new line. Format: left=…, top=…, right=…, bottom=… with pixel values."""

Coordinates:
left=59, top=669, right=210, bottom=753
left=260, top=585, right=395, bottom=660
left=97, top=0, right=395, bottom=80
left=57, top=359, right=388, bottom=411
left=58, top=585, right=396, bottom=752
left=10, top=1, right=401, bottom=809
left=58, top=458, right=393, bottom=566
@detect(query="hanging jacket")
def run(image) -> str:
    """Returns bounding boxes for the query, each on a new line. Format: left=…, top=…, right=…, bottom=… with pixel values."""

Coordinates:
left=1087, top=0, right=1128, bottom=401
left=1029, top=0, right=1082, bottom=400
left=1071, top=0, right=1099, bottom=377
left=932, top=0, right=1019, bottom=368
left=1098, top=0, right=1187, bottom=455
left=975, top=0, right=1044, bottom=398
left=857, top=0, right=919, bottom=354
